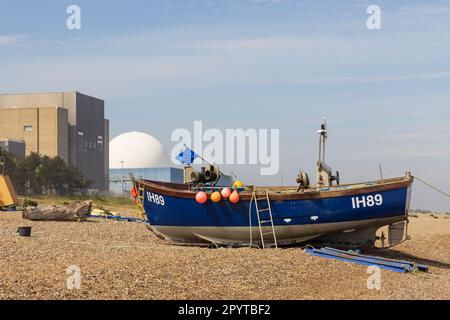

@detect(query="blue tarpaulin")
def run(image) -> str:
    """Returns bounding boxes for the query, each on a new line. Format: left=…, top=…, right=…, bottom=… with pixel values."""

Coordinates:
left=305, top=247, right=429, bottom=273
left=87, top=214, right=146, bottom=224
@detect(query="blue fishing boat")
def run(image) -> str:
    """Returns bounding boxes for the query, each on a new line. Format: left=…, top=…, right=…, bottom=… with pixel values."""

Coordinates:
left=137, top=121, right=413, bottom=248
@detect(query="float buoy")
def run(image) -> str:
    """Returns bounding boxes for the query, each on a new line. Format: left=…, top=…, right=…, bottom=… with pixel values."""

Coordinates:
left=233, top=181, right=244, bottom=188
left=229, top=190, right=240, bottom=204
left=211, top=191, right=222, bottom=203
left=221, top=187, right=232, bottom=199
left=130, top=186, right=138, bottom=205
left=196, top=191, right=208, bottom=204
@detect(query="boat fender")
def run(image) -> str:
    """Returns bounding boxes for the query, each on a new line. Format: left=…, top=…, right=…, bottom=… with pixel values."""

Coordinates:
left=196, top=191, right=208, bottom=204
left=229, top=190, right=240, bottom=204
left=130, top=186, right=138, bottom=205
left=233, top=180, right=244, bottom=188
left=211, top=191, right=222, bottom=203
left=221, top=188, right=232, bottom=199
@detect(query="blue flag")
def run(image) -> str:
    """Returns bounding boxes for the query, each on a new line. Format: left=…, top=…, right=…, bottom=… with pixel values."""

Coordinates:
left=176, top=146, right=200, bottom=165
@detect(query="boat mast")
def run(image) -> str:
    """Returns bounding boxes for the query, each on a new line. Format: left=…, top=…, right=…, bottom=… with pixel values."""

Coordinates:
left=317, top=117, right=327, bottom=164
left=316, top=118, right=339, bottom=188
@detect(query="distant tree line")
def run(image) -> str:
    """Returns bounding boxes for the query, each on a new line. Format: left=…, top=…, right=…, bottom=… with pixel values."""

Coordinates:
left=0, top=147, right=91, bottom=196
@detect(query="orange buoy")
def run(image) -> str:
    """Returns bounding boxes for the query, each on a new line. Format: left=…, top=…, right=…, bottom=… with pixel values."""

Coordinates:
left=211, top=191, right=222, bottom=203
left=221, top=187, right=232, bottom=199
left=130, top=186, right=138, bottom=205
left=229, top=190, right=240, bottom=204
left=196, top=191, right=208, bottom=204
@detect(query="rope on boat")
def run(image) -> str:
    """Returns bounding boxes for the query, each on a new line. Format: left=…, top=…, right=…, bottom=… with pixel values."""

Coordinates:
left=413, top=176, right=450, bottom=198
left=248, top=194, right=254, bottom=248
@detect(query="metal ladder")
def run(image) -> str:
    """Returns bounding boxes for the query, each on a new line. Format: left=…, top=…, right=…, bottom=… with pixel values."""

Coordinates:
left=136, top=186, right=146, bottom=219
left=253, top=190, right=278, bottom=249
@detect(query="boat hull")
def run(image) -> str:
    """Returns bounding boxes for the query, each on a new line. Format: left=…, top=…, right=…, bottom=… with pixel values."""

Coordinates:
left=138, top=177, right=413, bottom=246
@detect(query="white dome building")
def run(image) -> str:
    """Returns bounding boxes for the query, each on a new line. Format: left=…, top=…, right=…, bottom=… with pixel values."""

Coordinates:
left=109, top=131, right=183, bottom=195
left=110, top=131, right=170, bottom=169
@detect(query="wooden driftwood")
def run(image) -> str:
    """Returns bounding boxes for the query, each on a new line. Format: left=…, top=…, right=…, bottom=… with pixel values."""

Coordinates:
left=22, top=201, right=92, bottom=222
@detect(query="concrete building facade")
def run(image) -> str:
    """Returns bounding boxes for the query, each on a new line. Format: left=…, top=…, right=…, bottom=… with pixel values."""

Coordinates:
left=0, top=92, right=109, bottom=191
left=0, top=139, right=26, bottom=159
left=0, top=107, right=69, bottom=162
left=103, top=119, right=110, bottom=192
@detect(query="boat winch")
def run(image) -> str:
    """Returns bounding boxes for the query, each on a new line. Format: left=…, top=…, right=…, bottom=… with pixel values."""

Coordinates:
left=184, top=165, right=220, bottom=186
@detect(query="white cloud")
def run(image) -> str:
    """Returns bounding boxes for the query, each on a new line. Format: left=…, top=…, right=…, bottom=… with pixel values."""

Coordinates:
left=248, top=0, right=290, bottom=4
left=399, top=5, right=450, bottom=16
left=353, top=147, right=450, bottom=161
left=0, top=34, right=26, bottom=47
left=2, top=27, right=450, bottom=99
left=198, top=36, right=331, bottom=51
left=289, top=71, right=450, bottom=85
left=377, top=131, right=450, bottom=141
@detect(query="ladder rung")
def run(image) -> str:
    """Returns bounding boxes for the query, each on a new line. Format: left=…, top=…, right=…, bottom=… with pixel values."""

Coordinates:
left=252, top=190, right=278, bottom=249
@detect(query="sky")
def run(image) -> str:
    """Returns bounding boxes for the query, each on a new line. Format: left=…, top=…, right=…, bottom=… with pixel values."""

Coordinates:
left=0, top=0, right=449, bottom=211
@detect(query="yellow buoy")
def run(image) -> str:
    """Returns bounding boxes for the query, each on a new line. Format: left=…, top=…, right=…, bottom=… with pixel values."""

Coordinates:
left=211, top=191, right=222, bottom=203
left=233, top=180, right=244, bottom=188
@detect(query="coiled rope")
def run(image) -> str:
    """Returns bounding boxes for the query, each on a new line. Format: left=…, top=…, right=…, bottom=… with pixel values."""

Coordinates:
left=413, top=176, right=450, bottom=198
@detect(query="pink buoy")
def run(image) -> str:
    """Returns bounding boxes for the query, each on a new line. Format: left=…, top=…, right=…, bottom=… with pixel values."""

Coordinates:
left=229, top=190, right=240, bottom=204
left=196, top=191, right=208, bottom=204
left=221, top=187, right=232, bottom=199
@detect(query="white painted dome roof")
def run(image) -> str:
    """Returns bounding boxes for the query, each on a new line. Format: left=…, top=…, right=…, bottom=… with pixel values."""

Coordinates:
left=109, top=131, right=170, bottom=169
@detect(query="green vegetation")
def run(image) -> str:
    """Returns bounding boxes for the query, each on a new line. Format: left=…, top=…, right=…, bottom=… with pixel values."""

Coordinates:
left=0, top=147, right=92, bottom=196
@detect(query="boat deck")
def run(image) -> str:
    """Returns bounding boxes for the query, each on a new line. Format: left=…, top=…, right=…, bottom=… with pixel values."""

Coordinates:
left=251, top=176, right=408, bottom=195
left=138, top=175, right=413, bottom=201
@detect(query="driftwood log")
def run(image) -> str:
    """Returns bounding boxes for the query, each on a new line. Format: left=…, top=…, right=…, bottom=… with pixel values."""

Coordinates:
left=22, top=201, right=92, bottom=222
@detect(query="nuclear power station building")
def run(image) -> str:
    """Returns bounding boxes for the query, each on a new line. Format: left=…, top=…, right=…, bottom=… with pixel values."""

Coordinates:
left=109, top=131, right=183, bottom=195
left=0, top=91, right=109, bottom=191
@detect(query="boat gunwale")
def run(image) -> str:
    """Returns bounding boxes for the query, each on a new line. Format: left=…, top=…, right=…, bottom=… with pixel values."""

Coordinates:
left=137, top=176, right=413, bottom=201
